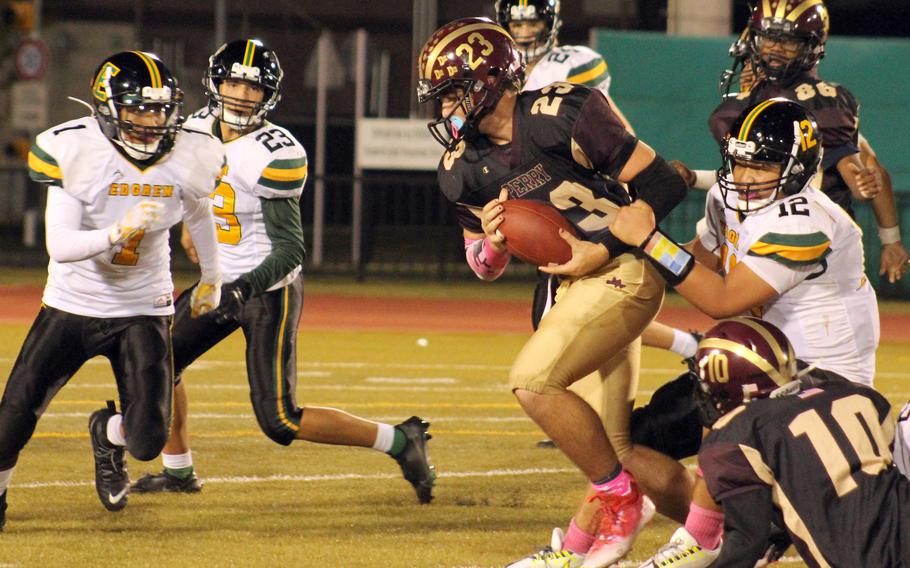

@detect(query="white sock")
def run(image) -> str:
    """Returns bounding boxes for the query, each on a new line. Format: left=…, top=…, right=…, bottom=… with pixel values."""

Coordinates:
left=162, top=451, right=193, bottom=470
left=371, top=423, right=395, bottom=453
left=670, top=329, right=699, bottom=358
left=106, top=414, right=127, bottom=446
left=0, top=467, right=13, bottom=493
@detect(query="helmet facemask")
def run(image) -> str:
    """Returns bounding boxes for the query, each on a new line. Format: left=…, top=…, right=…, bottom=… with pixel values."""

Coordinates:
left=718, top=125, right=810, bottom=215
left=419, top=76, right=505, bottom=151
left=203, top=45, right=283, bottom=131
left=750, top=24, right=823, bottom=85
left=97, top=77, right=184, bottom=161
left=495, top=0, right=560, bottom=66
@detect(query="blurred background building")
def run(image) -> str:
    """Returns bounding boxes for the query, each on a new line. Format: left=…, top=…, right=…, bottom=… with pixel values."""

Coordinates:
left=0, top=0, right=908, bottom=295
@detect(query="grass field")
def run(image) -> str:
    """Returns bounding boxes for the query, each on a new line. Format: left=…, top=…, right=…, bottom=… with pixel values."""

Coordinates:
left=0, top=275, right=907, bottom=567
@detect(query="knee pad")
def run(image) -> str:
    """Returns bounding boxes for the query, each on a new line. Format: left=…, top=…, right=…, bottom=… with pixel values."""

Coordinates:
left=251, top=394, right=300, bottom=446
left=128, top=428, right=168, bottom=461
left=630, top=372, right=703, bottom=459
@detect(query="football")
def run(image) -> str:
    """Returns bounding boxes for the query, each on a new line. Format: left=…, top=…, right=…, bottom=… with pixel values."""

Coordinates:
left=499, top=199, right=578, bottom=266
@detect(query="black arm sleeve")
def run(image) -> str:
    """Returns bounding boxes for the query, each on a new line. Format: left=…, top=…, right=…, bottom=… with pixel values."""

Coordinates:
left=628, top=155, right=688, bottom=223
left=242, top=197, right=306, bottom=296
left=710, top=488, right=774, bottom=567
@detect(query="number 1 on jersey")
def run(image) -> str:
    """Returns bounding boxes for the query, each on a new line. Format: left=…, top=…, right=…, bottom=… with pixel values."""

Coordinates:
left=112, top=230, right=145, bottom=266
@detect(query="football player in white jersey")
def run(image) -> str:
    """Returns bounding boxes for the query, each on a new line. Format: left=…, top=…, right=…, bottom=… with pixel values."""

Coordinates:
left=130, top=39, right=435, bottom=505
left=897, top=402, right=910, bottom=480
left=0, top=51, right=224, bottom=528
left=606, top=98, right=880, bottom=567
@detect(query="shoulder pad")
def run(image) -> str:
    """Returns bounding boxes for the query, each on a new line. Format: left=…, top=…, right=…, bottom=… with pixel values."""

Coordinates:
left=171, top=130, right=226, bottom=199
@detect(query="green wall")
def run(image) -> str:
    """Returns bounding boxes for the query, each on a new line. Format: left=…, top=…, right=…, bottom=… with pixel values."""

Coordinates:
left=591, top=30, right=910, bottom=297
left=592, top=30, right=910, bottom=189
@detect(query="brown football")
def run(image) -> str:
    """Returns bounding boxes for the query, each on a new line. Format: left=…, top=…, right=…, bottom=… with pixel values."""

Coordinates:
left=499, top=199, right=578, bottom=266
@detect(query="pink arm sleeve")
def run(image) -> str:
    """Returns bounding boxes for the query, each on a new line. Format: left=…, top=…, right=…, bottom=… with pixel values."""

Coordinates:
left=464, top=236, right=510, bottom=281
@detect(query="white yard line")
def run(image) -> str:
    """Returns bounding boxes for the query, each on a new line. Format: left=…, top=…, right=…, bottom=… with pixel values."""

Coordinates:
left=13, top=467, right=577, bottom=490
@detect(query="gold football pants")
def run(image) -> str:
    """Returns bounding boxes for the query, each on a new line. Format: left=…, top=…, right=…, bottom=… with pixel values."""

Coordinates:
left=509, top=253, right=664, bottom=454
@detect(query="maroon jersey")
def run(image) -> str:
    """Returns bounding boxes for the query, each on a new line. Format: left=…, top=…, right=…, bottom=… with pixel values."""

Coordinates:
left=709, top=70, right=860, bottom=215
left=700, top=378, right=909, bottom=567
left=438, top=83, right=637, bottom=244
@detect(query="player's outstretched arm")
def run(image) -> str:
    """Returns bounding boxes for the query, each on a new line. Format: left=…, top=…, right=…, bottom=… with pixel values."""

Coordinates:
left=859, top=134, right=909, bottom=282
left=610, top=201, right=778, bottom=318
left=182, top=194, right=221, bottom=317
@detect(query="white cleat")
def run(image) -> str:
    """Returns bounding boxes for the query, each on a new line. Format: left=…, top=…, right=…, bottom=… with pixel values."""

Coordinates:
left=637, top=527, right=721, bottom=568
left=505, top=527, right=586, bottom=568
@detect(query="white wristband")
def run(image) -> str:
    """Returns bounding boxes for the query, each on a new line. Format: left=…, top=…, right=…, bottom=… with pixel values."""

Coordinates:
left=878, top=225, right=901, bottom=245
left=692, top=169, right=717, bottom=191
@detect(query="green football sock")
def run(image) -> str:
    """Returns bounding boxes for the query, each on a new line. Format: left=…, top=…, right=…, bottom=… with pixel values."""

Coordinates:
left=387, top=429, right=407, bottom=457
left=165, top=465, right=194, bottom=480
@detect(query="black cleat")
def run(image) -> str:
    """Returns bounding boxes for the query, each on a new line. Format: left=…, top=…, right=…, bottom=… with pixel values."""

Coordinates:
left=392, top=416, right=436, bottom=504
left=536, top=439, right=558, bottom=449
left=132, top=470, right=203, bottom=494
left=0, top=491, right=6, bottom=532
left=89, top=400, right=129, bottom=512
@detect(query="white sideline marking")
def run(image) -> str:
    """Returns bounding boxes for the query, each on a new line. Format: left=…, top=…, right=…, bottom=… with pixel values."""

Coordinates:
left=41, top=413, right=536, bottom=423
left=604, top=559, right=803, bottom=568
left=13, top=467, right=578, bottom=490
left=365, top=377, right=459, bottom=384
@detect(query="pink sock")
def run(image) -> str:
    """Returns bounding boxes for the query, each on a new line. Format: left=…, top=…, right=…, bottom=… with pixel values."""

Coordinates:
left=685, top=503, right=724, bottom=550
left=591, top=469, right=632, bottom=496
left=563, top=518, right=595, bottom=554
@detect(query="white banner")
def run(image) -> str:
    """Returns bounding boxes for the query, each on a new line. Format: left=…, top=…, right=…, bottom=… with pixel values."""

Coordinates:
left=355, top=118, right=442, bottom=171
left=11, top=81, right=48, bottom=131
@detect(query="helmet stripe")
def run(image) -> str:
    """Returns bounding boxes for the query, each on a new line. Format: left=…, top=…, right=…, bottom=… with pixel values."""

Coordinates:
left=243, top=40, right=256, bottom=67
left=423, top=23, right=514, bottom=81
left=737, top=99, right=780, bottom=141
left=699, top=338, right=788, bottom=386
left=787, top=0, right=824, bottom=21
left=773, top=0, right=788, bottom=19
left=130, top=51, right=162, bottom=89
left=730, top=317, right=789, bottom=375
left=761, top=0, right=772, bottom=17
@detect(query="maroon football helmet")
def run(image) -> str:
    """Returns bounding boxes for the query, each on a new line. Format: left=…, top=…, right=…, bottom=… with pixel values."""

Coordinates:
left=693, top=317, right=798, bottom=425
left=748, top=0, right=829, bottom=85
left=416, top=17, right=525, bottom=149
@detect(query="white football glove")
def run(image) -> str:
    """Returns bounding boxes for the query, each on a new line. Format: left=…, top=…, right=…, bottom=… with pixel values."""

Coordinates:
left=190, top=278, right=222, bottom=318
left=108, top=200, right=164, bottom=245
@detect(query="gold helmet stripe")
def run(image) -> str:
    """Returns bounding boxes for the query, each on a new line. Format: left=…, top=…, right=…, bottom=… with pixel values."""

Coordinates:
left=787, top=0, right=824, bottom=21
left=737, top=98, right=780, bottom=141
left=423, top=22, right=513, bottom=80
left=130, top=51, right=162, bottom=88
left=699, top=338, right=789, bottom=386
left=774, top=0, right=788, bottom=19
left=243, top=40, right=257, bottom=67
left=729, top=317, right=790, bottom=375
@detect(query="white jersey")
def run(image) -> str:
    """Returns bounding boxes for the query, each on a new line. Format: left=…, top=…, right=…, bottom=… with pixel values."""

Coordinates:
left=184, top=109, right=307, bottom=289
left=523, top=45, right=612, bottom=95
left=28, top=116, right=224, bottom=317
left=698, top=183, right=879, bottom=385
left=896, top=402, right=910, bottom=480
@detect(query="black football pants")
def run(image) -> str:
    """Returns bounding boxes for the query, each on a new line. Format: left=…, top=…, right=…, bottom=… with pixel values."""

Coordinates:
left=172, top=275, right=304, bottom=446
left=0, top=306, right=173, bottom=467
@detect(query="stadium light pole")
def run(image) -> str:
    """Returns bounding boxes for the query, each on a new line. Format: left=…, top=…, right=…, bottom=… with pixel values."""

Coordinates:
left=352, top=29, right=367, bottom=279
left=214, top=0, right=226, bottom=50
left=410, top=0, right=437, bottom=118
